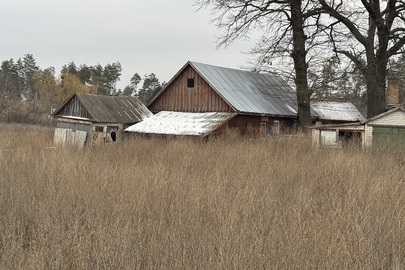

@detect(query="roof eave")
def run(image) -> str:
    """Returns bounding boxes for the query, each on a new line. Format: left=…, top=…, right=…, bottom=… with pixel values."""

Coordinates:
left=236, top=111, right=297, bottom=118
left=147, top=61, right=193, bottom=107
left=188, top=61, right=238, bottom=112
left=51, top=92, right=77, bottom=117
left=75, top=92, right=99, bottom=122
left=203, top=113, right=237, bottom=137
left=362, top=106, right=404, bottom=124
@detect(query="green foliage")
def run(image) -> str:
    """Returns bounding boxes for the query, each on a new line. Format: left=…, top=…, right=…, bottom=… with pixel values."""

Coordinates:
left=122, top=73, right=142, bottom=96
left=101, top=62, right=122, bottom=95
left=0, top=59, right=21, bottom=101
left=61, top=61, right=78, bottom=76
left=137, top=73, right=162, bottom=104
left=77, top=64, right=92, bottom=84
left=61, top=62, right=122, bottom=95
left=0, top=54, right=129, bottom=123
left=131, top=72, right=141, bottom=87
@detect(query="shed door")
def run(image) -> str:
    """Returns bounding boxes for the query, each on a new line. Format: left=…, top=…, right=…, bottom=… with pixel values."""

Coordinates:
left=372, top=126, right=405, bottom=147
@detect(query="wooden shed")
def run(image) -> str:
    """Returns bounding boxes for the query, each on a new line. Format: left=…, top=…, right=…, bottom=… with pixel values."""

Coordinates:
left=52, top=93, right=152, bottom=147
left=127, top=61, right=302, bottom=137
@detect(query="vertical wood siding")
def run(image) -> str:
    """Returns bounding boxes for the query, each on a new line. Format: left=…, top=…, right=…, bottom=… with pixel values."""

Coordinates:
left=149, top=66, right=233, bottom=113
left=229, top=115, right=295, bottom=134
left=59, top=96, right=92, bottom=119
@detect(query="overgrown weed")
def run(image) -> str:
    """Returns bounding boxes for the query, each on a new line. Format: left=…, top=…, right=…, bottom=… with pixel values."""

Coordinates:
left=0, top=124, right=403, bottom=269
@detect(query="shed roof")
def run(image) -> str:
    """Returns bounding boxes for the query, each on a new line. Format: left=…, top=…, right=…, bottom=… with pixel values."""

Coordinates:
left=125, top=111, right=236, bottom=137
left=362, top=106, right=405, bottom=124
left=149, top=61, right=301, bottom=117
left=311, top=101, right=365, bottom=122
left=53, top=93, right=153, bottom=124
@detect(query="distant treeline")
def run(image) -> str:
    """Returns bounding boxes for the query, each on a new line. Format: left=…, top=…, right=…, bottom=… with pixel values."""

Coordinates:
left=2, top=53, right=405, bottom=124
left=0, top=54, right=163, bottom=123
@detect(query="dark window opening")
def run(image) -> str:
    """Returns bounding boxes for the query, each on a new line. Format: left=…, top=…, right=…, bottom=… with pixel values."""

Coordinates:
left=187, top=78, right=194, bottom=88
left=338, top=131, right=362, bottom=148
left=111, top=131, right=116, bottom=142
left=95, top=126, right=103, bottom=132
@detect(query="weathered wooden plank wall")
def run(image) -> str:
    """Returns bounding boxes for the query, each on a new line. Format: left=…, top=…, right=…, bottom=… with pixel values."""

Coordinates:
left=149, top=66, right=233, bottom=113
left=59, top=96, right=92, bottom=119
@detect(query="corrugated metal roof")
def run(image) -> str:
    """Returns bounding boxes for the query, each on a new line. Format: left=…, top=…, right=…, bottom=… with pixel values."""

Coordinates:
left=73, top=93, right=152, bottom=123
left=125, top=111, right=236, bottom=136
left=148, top=61, right=365, bottom=122
left=189, top=61, right=299, bottom=117
left=311, top=101, right=365, bottom=122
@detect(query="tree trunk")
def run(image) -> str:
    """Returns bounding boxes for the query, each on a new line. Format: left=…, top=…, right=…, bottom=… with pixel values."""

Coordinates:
left=290, top=0, right=312, bottom=130
left=365, top=47, right=388, bottom=118
left=363, top=8, right=389, bottom=118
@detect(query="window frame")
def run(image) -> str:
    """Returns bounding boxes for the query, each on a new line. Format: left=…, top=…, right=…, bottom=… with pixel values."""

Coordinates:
left=187, top=78, right=195, bottom=88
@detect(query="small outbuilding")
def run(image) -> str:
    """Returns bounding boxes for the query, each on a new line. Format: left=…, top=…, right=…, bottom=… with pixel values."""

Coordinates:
left=52, top=92, right=152, bottom=147
left=311, top=106, right=405, bottom=148
left=363, top=106, right=405, bottom=147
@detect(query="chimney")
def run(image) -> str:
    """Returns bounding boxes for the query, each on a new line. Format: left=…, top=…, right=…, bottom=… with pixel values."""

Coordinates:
left=387, top=77, right=399, bottom=106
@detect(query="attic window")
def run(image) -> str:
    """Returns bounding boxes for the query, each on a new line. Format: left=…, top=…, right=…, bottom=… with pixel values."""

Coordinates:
left=187, top=78, right=194, bottom=88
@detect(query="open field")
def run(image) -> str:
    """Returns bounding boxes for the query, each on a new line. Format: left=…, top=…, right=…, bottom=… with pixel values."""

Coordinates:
left=0, top=123, right=404, bottom=269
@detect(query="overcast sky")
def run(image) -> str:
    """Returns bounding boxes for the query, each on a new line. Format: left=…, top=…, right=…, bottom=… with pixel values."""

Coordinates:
left=0, top=0, right=256, bottom=89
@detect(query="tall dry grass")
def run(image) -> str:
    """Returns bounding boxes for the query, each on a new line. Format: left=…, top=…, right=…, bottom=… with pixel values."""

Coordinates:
left=0, top=123, right=404, bottom=269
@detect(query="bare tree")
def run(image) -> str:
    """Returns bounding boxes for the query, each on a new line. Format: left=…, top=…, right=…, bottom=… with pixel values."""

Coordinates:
left=319, top=0, right=405, bottom=118
left=197, top=0, right=325, bottom=129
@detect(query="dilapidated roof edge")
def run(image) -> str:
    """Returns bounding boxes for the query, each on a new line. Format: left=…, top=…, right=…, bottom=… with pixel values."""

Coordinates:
left=362, top=106, right=405, bottom=124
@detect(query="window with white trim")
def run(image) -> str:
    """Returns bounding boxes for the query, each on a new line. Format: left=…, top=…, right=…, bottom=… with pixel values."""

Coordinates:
left=273, top=120, right=280, bottom=133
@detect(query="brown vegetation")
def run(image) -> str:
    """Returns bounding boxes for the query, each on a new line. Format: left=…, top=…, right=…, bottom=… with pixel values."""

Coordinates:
left=0, top=124, right=404, bottom=269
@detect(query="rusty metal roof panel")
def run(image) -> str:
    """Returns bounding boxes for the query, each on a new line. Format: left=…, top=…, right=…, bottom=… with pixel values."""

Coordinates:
left=311, top=101, right=365, bottom=122
left=125, top=111, right=236, bottom=136
left=76, top=93, right=153, bottom=123
left=190, top=62, right=298, bottom=116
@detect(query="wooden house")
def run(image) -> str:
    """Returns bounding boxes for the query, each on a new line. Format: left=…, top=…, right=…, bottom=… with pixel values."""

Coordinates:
left=126, top=61, right=301, bottom=137
left=52, top=92, right=152, bottom=147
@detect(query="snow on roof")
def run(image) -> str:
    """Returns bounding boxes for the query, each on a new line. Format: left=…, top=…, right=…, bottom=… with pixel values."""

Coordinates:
left=125, top=111, right=236, bottom=136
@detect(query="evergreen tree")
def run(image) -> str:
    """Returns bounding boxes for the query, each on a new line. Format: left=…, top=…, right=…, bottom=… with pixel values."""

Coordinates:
left=0, top=59, right=21, bottom=101
left=43, top=66, right=55, bottom=75
left=21, top=54, right=39, bottom=100
left=61, top=62, right=78, bottom=76
left=90, top=64, right=104, bottom=94
left=137, top=73, right=162, bottom=104
left=102, top=62, right=122, bottom=95
left=123, top=72, right=141, bottom=96
left=77, top=64, right=92, bottom=84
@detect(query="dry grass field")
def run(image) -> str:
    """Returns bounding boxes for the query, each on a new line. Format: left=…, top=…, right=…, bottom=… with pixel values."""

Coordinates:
left=0, top=123, right=404, bottom=269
